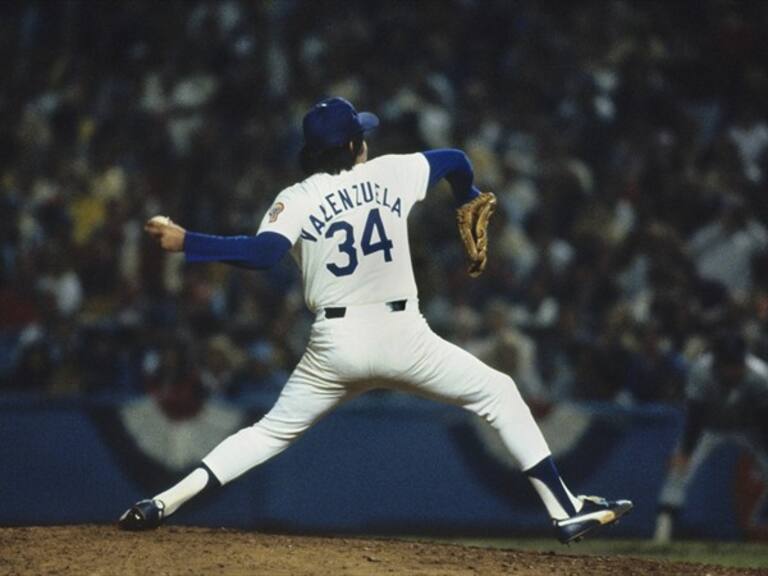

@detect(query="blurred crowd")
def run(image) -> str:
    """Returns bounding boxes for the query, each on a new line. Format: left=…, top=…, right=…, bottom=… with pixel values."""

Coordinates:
left=1, top=0, right=768, bottom=409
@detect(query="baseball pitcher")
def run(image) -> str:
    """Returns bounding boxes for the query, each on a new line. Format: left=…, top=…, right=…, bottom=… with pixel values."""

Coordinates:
left=119, top=97, right=632, bottom=543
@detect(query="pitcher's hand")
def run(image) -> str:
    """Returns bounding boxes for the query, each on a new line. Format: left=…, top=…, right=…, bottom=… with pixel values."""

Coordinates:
left=145, top=216, right=186, bottom=252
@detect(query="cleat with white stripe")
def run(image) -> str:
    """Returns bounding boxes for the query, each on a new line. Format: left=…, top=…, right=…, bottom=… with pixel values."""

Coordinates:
left=554, top=495, right=633, bottom=544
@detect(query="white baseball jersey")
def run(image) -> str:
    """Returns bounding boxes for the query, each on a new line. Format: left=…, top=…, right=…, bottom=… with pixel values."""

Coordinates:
left=256, top=153, right=429, bottom=312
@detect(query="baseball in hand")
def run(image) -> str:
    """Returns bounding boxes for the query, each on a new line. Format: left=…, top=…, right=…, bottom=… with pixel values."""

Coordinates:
left=149, top=215, right=172, bottom=226
left=145, top=215, right=185, bottom=252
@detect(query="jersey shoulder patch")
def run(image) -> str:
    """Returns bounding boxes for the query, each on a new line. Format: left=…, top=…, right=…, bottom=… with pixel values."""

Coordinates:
left=268, top=202, right=285, bottom=223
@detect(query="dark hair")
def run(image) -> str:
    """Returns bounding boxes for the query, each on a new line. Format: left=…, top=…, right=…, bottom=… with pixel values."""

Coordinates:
left=300, top=134, right=364, bottom=176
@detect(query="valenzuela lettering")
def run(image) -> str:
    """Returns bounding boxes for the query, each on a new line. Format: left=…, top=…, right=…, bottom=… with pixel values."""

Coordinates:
left=302, top=180, right=402, bottom=240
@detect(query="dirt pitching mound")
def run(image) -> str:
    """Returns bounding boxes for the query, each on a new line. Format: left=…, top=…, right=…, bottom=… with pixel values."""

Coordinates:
left=0, top=525, right=761, bottom=575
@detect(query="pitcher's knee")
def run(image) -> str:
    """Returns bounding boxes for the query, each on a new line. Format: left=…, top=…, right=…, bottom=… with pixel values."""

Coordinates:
left=251, top=414, right=312, bottom=444
left=220, top=418, right=302, bottom=456
left=472, top=377, right=531, bottom=427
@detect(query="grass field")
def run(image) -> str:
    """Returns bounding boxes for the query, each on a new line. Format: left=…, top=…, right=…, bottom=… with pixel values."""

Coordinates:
left=435, top=538, right=768, bottom=570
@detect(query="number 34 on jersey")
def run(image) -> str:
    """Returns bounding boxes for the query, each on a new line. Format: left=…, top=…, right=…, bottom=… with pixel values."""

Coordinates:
left=323, top=208, right=393, bottom=277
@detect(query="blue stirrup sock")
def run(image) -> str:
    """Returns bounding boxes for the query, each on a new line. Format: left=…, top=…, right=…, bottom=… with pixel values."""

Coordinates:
left=524, top=456, right=583, bottom=520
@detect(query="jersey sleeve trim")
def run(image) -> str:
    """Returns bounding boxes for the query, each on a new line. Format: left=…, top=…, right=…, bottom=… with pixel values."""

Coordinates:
left=421, top=149, right=479, bottom=205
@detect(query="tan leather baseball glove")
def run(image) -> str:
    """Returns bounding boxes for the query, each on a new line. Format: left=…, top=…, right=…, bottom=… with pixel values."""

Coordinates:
left=456, top=191, right=497, bottom=277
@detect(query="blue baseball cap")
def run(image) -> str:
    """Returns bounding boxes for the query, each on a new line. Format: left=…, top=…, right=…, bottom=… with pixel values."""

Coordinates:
left=302, top=97, right=379, bottom=150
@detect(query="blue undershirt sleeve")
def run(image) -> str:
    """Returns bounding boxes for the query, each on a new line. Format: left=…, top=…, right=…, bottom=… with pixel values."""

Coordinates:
left=183, top=231, right=292, bottom=270
left=421, top=149, right=481, bottom=205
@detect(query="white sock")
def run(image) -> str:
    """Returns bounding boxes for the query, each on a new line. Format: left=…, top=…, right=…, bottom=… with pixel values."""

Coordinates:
left=529, top=477, right=583, bottom=520
left=153, top=467, right=210, bottom=516
left=562, top=481, right=583, bottom=514
left=524, top=456, right=584, bottom=520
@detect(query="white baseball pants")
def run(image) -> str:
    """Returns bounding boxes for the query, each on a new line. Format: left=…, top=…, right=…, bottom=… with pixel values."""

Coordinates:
left=203, top=301, right=551, bottom=484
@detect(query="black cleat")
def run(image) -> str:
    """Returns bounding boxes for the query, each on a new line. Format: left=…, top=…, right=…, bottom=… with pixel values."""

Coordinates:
left=118, top=499, right=165, bottom=531
left=554, top=495, right=633, bottom=544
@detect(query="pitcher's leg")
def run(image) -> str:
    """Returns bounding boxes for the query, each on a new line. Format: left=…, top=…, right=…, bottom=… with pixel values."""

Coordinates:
left=119, top=355, right=357, bottom=530
left=403, top=330, right=551, bottom=471
left=398, top=330, right=578, bottom=511
left=400, top=327, right=633, bottom=537
left=203, top=366, right=355, bottom=484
